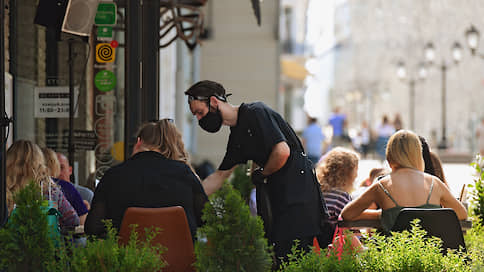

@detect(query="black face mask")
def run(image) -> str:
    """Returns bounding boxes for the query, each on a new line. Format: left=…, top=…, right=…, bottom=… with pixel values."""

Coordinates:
left=199, top=108, right=223, bottom=133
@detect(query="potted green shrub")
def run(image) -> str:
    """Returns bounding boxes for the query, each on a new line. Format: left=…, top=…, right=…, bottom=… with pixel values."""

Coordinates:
left=195, top=183, right=272, bottom=271
left=62, top=222, right=166, bottom=272
left=230, top=164, right=253, bottom=204
left=0, top=181, right=57, bottom=271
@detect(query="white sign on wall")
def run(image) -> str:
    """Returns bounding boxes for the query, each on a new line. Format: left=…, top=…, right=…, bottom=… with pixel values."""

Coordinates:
left=34, top=86, right=79, bottom=118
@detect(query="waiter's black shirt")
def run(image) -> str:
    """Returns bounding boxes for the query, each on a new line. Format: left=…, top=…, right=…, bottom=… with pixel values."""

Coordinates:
left=219, top=102, right=322, bottom=241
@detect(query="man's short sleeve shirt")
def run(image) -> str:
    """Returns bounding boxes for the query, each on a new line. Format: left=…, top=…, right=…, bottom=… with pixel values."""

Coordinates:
left=219, top=102, right=287, bottom=170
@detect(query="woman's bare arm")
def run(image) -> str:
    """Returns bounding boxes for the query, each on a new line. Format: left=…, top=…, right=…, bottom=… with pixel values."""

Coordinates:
left=341, top=184, right=380, bottom=220
left=438, top=179, right=468, bottom=220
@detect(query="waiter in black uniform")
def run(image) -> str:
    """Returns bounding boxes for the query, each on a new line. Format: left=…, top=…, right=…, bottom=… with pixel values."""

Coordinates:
left=185, top=80, right=329, bottom=262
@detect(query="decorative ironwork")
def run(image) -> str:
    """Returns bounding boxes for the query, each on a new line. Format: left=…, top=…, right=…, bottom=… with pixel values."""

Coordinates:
left=160, top=0, right=206, bottom=51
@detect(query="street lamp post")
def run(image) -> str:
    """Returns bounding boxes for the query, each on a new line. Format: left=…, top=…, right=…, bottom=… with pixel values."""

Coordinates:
left=396, top=61, right=427, bottom=131
left=465, top=25, right=484, bottom=59
left=424, top=41, right=462, bottom=150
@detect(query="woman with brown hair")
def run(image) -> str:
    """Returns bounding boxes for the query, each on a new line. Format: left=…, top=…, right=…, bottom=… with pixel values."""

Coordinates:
left=7, top=140, right=79, bottom=228
left=86, top=119, right=208, bottom=239
left=341, top=130, right=467, bottom=232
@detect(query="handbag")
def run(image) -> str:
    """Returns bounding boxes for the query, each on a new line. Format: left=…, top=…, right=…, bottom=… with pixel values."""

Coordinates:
left=41, top=180, right=62, bottom=241
left=10, top=181, right=62, bottom=243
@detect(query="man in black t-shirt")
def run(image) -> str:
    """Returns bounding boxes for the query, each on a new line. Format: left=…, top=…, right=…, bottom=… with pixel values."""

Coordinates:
left=185, top=80, right=328, bottom=262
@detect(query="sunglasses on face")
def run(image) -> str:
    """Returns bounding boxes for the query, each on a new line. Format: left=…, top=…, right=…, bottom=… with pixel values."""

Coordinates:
left=188, top=95, right=209, bottom=103
left=187, top=94, right=230, bottom=103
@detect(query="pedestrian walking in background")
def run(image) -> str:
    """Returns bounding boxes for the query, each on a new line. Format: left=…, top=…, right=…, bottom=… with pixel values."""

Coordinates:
left=393, top=113, right=403, bottom=131
left=302, top=116, right=325, bottom=166
left=360, top=120, right=371, bottom=158
left=328, top=107, right=348, bottom=147
left=376, top=115, right=395, bottom=161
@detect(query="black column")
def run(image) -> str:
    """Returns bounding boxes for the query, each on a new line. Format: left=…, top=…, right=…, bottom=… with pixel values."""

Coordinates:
left=124, top=0, right=142, bottom=159
left=0, top=0, right=6, bottom=227
left=124, top=0, right=159, bottom=159
left=141, top=0, right=160, bottom=121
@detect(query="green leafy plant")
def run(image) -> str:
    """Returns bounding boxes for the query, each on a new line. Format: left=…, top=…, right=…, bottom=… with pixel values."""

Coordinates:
left=195, top=183, right=272, bottom=271
left=0, top=182, right=166, bottom=272
left=360, top=220, right=468, bottom=272
left=0, top=181, right=57, bottom=271
left=279, top=220, right=470, bottom=272
left=469, top=154, right=484, bottom=224
left=278, top=237, right=360, bottom=272
left=63, top=221, right=166, bottom=272
left=230, top=164, right=253, bottom=203
left=464, top=222, right=484, bottom=272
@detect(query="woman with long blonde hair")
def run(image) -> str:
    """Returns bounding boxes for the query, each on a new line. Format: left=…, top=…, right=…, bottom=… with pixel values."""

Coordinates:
left=341, top=130, right=467, bottom=232
left=7, top=140, right=79, bottom=227
left=86, top=119, right=208, bottom=239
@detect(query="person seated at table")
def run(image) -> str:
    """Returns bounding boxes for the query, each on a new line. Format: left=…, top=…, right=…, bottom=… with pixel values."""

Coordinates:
left=85, top=119, right=208, bottom=240
left=316, top=147, right=362, bottom=249
left=316, top=147, right=359, bottom=228
left=429, top=151, right=449, bottom=187
left=419, top=136, right=449, bottom=188
left=41, top=147, right=89, bottom=225
left=340, top=130, right=467, bottom=232
left=6, top=140, right=80, bottom=228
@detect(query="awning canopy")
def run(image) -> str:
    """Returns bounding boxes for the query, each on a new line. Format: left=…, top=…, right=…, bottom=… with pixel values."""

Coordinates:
left=280, top=56, right=310, bottom=81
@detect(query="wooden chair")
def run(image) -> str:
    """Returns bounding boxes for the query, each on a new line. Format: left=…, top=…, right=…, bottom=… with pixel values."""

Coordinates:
left=119, top=206, right=196, bottom=272
left=391, top=208, right=466, bottom=253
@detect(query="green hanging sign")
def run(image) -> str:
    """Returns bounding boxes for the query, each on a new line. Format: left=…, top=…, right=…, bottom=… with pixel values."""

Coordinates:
left=95, top=2, right=117, bottom=26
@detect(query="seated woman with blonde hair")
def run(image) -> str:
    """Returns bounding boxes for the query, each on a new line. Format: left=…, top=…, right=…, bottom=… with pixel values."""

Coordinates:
left=7, top=140, right=80, bottom=228
left=341, top=130, right=467, bottom=232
